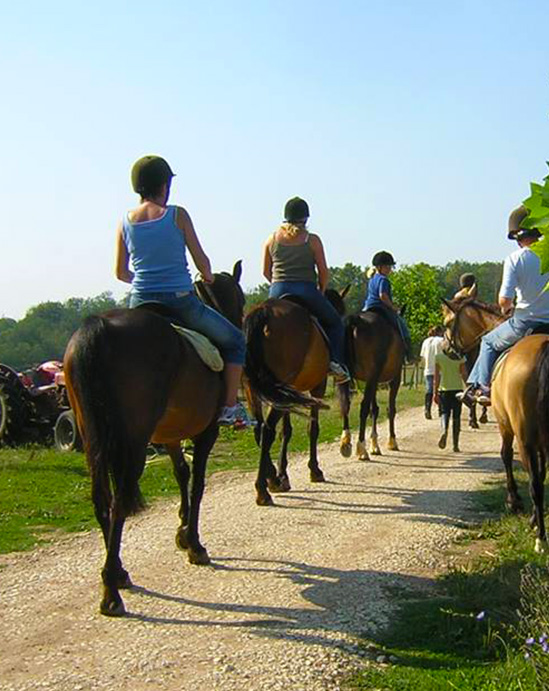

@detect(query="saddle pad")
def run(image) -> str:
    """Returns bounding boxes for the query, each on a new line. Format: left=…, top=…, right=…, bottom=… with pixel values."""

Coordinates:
left=170, top=324, right=224, bottom=372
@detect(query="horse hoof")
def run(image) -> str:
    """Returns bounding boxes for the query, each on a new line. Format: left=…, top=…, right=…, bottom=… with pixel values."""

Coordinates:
left=506, top=499, right=524, bottom=515
left=100, top=599, right=126, bottom=617
left=279, top=477, right=291, bottom=492
left=370, top=442, right=382, bottom=456
left=356, top=442, right=369, bottom=461
left=340, top=442, right=352, bottom=458
left=188, top=548, right=211, bottom=566
left=535, top=538, right=546, bottom=554
left=469, top=421, right=479, bottom=429
left=268, top=477, right=283, bottom=493
left=310, top=470, right=325, bottom=483
left=256, top=493, right=274, bottom=507
left=387, top=439, right=399, bottom=451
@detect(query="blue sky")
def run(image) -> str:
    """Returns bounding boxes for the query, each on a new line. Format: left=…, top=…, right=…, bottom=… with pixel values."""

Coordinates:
left=1, top=0, right=548, bottom=318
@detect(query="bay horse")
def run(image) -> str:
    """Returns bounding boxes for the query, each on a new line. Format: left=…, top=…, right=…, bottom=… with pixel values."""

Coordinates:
left=338, top=308, right=404, bottom=461
left=441, top=296, right=549, bottom=552
left=64, top=262, right=245, bottom=616
left=244, top=288, right=349, bottom=506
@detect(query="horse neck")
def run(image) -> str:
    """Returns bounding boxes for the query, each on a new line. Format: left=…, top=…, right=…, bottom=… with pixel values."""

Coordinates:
left=458, top=304, right=503, bottom=350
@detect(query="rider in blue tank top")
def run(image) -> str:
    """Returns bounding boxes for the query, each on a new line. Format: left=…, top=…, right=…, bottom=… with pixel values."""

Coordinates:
left=115, top=155, right=252, bottom=428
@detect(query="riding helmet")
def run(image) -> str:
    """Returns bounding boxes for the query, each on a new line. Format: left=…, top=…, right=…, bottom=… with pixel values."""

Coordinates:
left=372, top=251, right=396, bottom=267
left=459, top=273, right=476, bottom=288
left=131, top=155, right=175, bottom=194
left=507, top=204, right=541, bottom=241
left=284, top=197, right=310, bottom=223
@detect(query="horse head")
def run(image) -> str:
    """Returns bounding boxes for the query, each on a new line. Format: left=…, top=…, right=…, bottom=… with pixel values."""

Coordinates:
left=441, top=296, right=503, bottom=354
left=325, top=284, right=351, bottom=317
left=195, top=260, right=246, bottom=328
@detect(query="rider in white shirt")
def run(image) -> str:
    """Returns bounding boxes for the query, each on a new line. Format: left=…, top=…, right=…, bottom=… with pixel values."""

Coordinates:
left=420, top=326, right=444, bottom=419
left=462, top=205, right=549, bottom=406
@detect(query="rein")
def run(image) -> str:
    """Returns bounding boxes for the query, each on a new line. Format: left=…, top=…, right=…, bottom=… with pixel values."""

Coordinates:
left=194, top=280, right=223, bottom=313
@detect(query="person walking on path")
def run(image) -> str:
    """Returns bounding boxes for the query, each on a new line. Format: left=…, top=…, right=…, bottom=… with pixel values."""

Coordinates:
left=420, top=325, right=444, bottom=419
left=434, top=341, right=468, bottom=452
left=363, top=251, right=413, bottom=361
left=461, top=205, right=549, bottom=407
left=115, top=154, right=253, bottom=428
left=262, top=196, right=351, bottom=383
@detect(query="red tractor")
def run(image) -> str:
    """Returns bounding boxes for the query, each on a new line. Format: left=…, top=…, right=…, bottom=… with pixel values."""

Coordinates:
left=0, top=361, right=82, bottom=451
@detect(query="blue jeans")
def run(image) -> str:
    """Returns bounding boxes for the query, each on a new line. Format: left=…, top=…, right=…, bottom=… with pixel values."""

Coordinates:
left=467, top=316, right=538, bottom=388
left=425, top=374, right=434, bottom=394
left=129, top=290, right=246, bottom=365
left=269, top=281, right=346, bottom=364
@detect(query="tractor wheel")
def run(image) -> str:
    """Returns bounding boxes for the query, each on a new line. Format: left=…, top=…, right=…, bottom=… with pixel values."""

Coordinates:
left=0, top=379, right=28, bottom=446
left=54, top=410, right=82, bottom=452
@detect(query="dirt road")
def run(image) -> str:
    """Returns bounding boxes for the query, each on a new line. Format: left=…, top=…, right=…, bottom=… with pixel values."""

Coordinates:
left=0, top=407, right=504, bottom=690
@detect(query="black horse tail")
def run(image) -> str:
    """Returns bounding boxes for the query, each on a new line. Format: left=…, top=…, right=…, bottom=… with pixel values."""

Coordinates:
left=70, top=315, right=145, bottom=517
left=244, top=304, right=327, bottom=412
left=536, top=339, right=549, bottom=473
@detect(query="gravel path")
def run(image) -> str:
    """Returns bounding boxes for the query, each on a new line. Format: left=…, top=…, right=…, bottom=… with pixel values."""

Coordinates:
left=0, top=406, right=503, bottom=691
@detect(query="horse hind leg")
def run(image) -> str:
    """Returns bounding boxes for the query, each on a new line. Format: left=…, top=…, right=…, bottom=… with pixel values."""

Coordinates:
left=273, top=413, right=292, bottom=492
left=370, top=394, right=382, bottom=455
left=386, top=376, right=400, bottom=451
left=357, top=385, right=374, bottom=461
left=256, top=408, right=282, bottom=506
left=501, top=430, right=523, bottom=514
left=168, top=443, right=192, bottom=552
left=100, top=507, right=128, bottom=617
left=469, top=403, right=480, bottom=429
left=338, top=381, right=352, bottom=458
left=308, top=405, right=325, bottom=483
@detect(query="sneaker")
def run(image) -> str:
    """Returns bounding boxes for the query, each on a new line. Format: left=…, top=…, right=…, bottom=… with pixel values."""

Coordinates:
left=218, top=402, right=256, bottom=429
left=329, top=361, right=351, bottom=384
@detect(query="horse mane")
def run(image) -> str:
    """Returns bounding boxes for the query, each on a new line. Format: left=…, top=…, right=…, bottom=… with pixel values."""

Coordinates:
left=452, top=297, right=501, bottom=317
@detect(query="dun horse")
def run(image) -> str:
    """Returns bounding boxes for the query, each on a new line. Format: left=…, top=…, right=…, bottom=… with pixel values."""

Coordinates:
left=442, top=296, right=549, bottom=551
left=64, top=262, right=245, bottom=616
left=338, top=308, right=404, bottom=460
left=244, top=289, right=348, bottom=506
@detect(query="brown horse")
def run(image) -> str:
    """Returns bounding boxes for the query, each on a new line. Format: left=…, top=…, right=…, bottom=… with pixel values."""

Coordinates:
left=338, top=308, right=404, bottom=460
left=64, top=262, right=245, bottom=616
left=441, top=297, right=549, bottom=551
left=244, top=288, right=348, bottom=506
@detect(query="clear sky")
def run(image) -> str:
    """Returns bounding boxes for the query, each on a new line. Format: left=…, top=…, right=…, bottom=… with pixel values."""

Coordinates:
left=1, top=0, right=548, bottom=319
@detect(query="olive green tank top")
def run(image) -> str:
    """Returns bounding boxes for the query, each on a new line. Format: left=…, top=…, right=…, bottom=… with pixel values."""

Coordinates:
left=270, top=232, right=317, bottom=283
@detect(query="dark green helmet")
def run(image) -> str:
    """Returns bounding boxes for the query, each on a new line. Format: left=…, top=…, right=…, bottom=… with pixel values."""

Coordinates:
left=131, top=155, right=175, bottom=195
left=284, top=197, right=310, bottom=223
left=372, top=251, right=395, bottom=267
left=459, top=273, right=476, bottom=288
left=507, top=204, right=541, bottom=240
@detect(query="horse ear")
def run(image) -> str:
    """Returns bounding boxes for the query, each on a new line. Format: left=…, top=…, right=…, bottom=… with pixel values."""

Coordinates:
left=441, top=297, right=456, bottom=313
left=232, top=260, right=242, bottom=283
left=468, top=283, right=478, bottom=298
left=340, top=284, right=351, bottom=299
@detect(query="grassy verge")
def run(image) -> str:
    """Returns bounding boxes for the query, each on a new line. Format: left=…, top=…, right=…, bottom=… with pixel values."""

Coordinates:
left=346, top=471, right=546, bottom=690
left=0, top=385, right=423, bottom=555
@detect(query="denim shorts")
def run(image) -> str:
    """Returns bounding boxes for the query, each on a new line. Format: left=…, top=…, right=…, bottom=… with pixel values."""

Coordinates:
left=130, top=290, right=245, bottom=365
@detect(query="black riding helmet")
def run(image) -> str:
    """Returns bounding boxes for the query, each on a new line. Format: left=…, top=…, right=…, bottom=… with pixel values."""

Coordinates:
left=372, top=251, right=396, bottom=267
left=284, top=197, right=310, bottom=223
left=507, top=204, right=541, bottom=241
left=131, top=155, right=175, bottom=196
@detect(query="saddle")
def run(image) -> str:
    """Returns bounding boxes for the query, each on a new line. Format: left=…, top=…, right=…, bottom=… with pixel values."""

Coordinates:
left=277, top=294, right=331, bottom=349
left=489, top=322, right=549, bottom=384
left=135, top=302, right=223, bottom=372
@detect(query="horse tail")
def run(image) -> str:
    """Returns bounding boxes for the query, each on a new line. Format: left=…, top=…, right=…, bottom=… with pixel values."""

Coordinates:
left=244, top=304, right=327, bottom=411
left=344, top=314, right=363, bottom=378
left=69, top=315, right=145, bottom=517
left=536, top=339, right=549, bottom=472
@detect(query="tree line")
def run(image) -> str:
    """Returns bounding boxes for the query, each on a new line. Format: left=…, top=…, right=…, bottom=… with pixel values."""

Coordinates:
left=0, top=260, right=502, bottom=370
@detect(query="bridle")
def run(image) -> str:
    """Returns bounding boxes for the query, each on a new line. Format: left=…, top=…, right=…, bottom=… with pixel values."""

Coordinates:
left=446, top=299, right=503, bottom=355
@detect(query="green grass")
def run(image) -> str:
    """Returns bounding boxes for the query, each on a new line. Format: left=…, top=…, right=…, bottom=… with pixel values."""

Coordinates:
left=346, top=472, right=546, bottom=690
left=0, top=385, right=424, bottom=555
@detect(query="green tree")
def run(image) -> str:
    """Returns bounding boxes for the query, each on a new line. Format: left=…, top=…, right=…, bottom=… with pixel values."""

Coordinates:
left=391, top=263, right=444, bottom=349
left=328, top=262, right=366, bottom=314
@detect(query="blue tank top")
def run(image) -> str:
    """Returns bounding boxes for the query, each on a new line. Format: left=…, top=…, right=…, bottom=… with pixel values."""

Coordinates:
left=122, top=205, right=193, bottom=293
left=364, top=272, right=392, bottom=310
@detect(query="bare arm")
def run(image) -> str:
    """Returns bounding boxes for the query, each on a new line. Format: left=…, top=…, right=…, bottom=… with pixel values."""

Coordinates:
left=459, top=362, right=468, bottom=382
left=433, top=362, right=440, bottom=403
left=310, top=234, right=330, bottom=293
left=263, top=237, right=273, bottom=282
left=380, top=292, right=397, bottom=311
left=115, top=222, right=134, bottom=284
left=176, top=207, right=214, bottom=283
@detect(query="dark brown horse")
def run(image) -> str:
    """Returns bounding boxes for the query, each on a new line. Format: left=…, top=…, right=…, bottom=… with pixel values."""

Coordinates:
left=244, top=288, right=348, bottom=506
left=64, top=262, right=245, bottom=616
left=338, top=308, right=404, bottom=460
left=441, top=297, right=549, bottom=551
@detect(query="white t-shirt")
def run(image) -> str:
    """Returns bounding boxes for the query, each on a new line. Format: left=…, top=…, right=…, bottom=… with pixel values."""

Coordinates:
left=499, top=247, right=549, bottom=321
left=420, top=336, right=443, bottom=376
